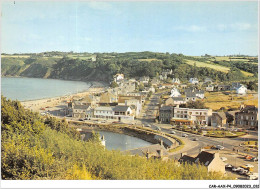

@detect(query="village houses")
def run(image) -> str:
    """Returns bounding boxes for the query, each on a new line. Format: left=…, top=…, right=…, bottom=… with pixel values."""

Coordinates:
left=179, top=151, right=225, bottom=174
left=159, top=106, right=174, bottom=123
left=170, top=87, right=181, bottom=97
left=113, top=73, right=124, bottom=83
left=189, top=78, right=199, bottom=85
left=165, top=97, right=186, bottom=106
left=235, top=105, right=258, bottom=130
left=172, top=78, right=180, bottom=84
left=172, top=106, right=212, bottom=126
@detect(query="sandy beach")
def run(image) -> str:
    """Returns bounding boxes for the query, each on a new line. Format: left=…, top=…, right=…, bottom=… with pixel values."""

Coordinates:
left=21, top=81, right=107, bottom=112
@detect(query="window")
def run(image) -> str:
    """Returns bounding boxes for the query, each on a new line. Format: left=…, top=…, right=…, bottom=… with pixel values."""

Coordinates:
left=251, top=117, right=254, bottom=120
left=204, top=112, right=207, bottom=115
left=196, top=112, right=199, bottom=115
left=184, top=115, right=187, bottom=118
left=184, top=111, right=187, bottom=113
left=177, top=111, right=180, bottom=113
left=251, top=122, right=254, bottom=126
left=241, top=115, right=243, bottom=119
left=246, top=116, right=248, bottom=120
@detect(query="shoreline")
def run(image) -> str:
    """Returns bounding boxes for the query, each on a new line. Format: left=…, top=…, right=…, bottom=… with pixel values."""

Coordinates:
left=20, top=80, right=108, bottom=112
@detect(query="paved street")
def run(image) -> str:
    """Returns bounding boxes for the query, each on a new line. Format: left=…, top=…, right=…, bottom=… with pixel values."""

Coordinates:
left=137, top=92, right=258, bottom=179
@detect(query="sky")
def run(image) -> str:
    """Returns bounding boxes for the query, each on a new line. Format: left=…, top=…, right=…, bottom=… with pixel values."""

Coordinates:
left=1, top=1, right=258, bottom=56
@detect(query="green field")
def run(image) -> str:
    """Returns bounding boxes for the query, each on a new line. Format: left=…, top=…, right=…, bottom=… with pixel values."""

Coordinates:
left=138, top=58, right=162, bottom=62
left=185, top=59, right=254, bottom=77
left=184, top=59, right=230, bottom=73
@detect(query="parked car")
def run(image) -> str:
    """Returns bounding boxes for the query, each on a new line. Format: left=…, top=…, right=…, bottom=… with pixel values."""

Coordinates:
left=220, top=157, right=227, bottom=162
left=144, top=124, right=151, bottom=127
left=244, top=164, right=254, bottom=168
left=225, top=164, right=232, bottom=169
left=79, top=118, right=84, bottom=121
left=239, top=169, right=249, bottom=175
left=156, top=127, right=161, bottom=131
left=244, top=155, right=253, bottom=160
left=182, top=134, right=188, bottom=137
left=170, top=130, right=176, bottom=134
left=193, top=138, right=198, bottom=141
left=232, top=166, right=244, bottom=172
left=251, top=157, right=258, bottom=162
left=216, top=145, right=224, bottom=150
left=247, top=173, right=258, bottom=180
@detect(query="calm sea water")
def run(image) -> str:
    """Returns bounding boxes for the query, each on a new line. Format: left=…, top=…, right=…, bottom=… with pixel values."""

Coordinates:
left=83, top=130, right=152, bottom=151
left=1, top=77, right=91, bottom=101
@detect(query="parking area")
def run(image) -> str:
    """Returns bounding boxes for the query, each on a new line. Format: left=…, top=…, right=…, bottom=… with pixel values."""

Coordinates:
left=211, top=150, right=258, bottom=179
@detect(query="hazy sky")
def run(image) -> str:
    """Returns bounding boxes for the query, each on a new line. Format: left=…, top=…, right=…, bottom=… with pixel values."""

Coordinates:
left=1, top=1, right=258, bottom=55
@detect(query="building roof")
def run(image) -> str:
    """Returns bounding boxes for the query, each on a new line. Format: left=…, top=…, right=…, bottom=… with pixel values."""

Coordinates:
left=118, top=95, right=142, bottom=103
left=113, top=105, right=130, bottom=112
left=171, top=97, right=185, bottom=101
left=214, top=112, right=227, bottom=120
left=195, top=151, right=215, bottom=166
left=125, top=144, right=169, bottom=157
left=74, top=105, right=90, bottom=110
left=225, top=111, right=238, bottom=117
left=95, top=106, right=114, bottom=111
left=160, top=106, right=173, bottom=111
left=186, top=92, right=197, bottom=98
left=240, top=105, right=258, bottom=113
left=179, top=155, right=196, bottom=164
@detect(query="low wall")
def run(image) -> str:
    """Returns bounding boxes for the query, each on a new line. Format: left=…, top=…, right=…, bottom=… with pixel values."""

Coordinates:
left=68, top=120, right=179, bottom=149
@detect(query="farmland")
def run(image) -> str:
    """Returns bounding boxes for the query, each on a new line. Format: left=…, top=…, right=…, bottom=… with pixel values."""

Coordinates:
left=204, top=91, right=258, bottom=111
left=184, top=58, right=255, bottom=77
left=184, top=59, right=230, bottom=73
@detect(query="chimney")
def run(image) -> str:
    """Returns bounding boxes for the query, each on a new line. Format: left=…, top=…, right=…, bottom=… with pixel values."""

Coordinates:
left=176, top=104, right=180, bottom=108
left=240, top=104, right=245, bottom=110
left=159, top=149, right=164, bottom=158
left=180, top=152, right=187, bottom=158
left=146, top=149, right=151, bottom=160
left=160, top=139, right=164, bottom=147
left=200, top=148, right=205, bottom=153
left=214, top=152, right=219, bottom=158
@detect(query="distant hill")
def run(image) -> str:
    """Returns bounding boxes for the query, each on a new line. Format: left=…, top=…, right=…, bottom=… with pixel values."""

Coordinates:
left=1, top=52, right=257, bottom=82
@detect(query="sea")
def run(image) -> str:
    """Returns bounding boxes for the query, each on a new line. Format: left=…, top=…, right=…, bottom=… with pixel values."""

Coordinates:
left=1, top=77, right=92, bottom=101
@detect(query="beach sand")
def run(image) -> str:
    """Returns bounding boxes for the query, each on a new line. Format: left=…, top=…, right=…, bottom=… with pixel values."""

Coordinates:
left=21, top=81, right=107, bottom=112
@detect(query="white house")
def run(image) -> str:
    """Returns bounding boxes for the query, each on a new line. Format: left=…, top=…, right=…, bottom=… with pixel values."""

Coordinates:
left=172, top=78, right=180, bottom=84
left=173, top=107, right=212, bottom=125
left=189, top=78, right=199, bottom=85
left=94, top=106, right=115, bottom=119
left=72, top=104, right=93, bottom=119
left=170, top=87, right=181, bottom=97
left=113, top=105, right=134, bottom=121
left=125, top=99, right=142, bottom=117
left=236, top=85, right=247, bottom=95
left=205, top=85, right=214, bottom=92
left=114, top=74, right=124, bottom=82
left=140, top=76, right=150, bottom=85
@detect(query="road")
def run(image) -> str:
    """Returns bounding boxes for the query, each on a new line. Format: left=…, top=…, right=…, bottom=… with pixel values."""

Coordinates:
left=137, top=92, right=258, bottom=159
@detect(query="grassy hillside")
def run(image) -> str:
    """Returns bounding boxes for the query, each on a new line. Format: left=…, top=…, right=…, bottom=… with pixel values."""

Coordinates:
left=184, top=59, right=230, bottom=73
left=184, top=59, right=254, bottom=77
left=1, top=52, right=257, bottom=82
left=1, top=96, right=229, bottom=180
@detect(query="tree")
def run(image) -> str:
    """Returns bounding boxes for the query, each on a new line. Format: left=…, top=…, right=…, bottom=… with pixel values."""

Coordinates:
left=110, top=81, right=118, bottom=88
left=139, top=83, right=144, bottom=91
left=185, top=100, right=206, bottom=109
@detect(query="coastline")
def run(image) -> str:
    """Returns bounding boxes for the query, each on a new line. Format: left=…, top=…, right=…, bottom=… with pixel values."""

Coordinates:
left=20, top=80, right=108, bottom=112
